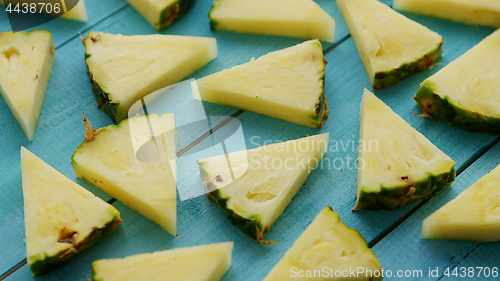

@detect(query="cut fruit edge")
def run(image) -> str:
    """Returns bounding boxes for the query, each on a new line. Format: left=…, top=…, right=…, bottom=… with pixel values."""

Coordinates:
left=199, top=133, right=329, bottom=244
left=21, top=147, right=122, bottom=276
left=71, top=113, right=178, bottom=235
left=373, top=42, right=443, bottom=91
left=422, top=163, right=500, bottom=243
left=415, top=82, right=500, bottom=135
left=91, top=242, right=233, bottom=280
left=263, top=206, right=382, bottom=281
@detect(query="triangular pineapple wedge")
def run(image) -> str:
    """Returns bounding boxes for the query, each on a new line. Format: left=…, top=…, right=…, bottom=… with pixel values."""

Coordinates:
left=0, top=30, right=55, bottom=142
left=394, top=0, right=500, bottom=28
left=92, top=242, right=233, bottom=281
left=422, top=164, right=500, bottom=243
left=0, top=0, right=87, bottom=22
left=84, top=32, right=217, bottom=123
left=198, top=133, right=329, bottom=244
left=337, top=0, right=444, bottom=90
left=263, top=207, right=382, bottom=281
left=196, top=40, right=328, bottom=129
left=209, top=0, right=335, bottom=42
left=127, top=0, right=194, bottom=30
left=61, top=0, right=87, bottom=22
left=71, top=113, right=178, bottom=235
left=415, top=28, right=500, bottom=135
left=356, top=89, right=456, bottom=211
left=21, top=147, right=122, bottom=276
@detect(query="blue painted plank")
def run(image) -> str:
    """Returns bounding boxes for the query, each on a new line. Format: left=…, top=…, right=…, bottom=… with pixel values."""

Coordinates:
left=1, top=0, right=498, bottom=280
left=163, top=12, right=498, bottom=281
left=0, top=0, right=348, bottom=277
left=211, top=12, right=497, bottom=244
left=0, top=0, right=129, bottom=46
left=7, top=14, right=496, bottom=281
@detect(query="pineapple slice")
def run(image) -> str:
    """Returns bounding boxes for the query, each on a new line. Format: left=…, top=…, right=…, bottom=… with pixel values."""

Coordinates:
left=61, top=0, right=88, bottom=22
left=0, top=30, right=55, bottom=142
left=263, top=207, right=382, bottom=281
left=127, top=0, right=194, bottom=30
left=414, top=28, right=500, bottom=135
left=209, top=0, right=335, bottom=42
left=72, top=113, right=178, bottom=235
left=196, top=40, right=328, bottom=129
left=92, top=242, right=233, bottom=281
left=337, top=0, right=444, bottom=91
left=84, top=32, right=217, bottom=123
left=0, top=0, right=87, bottom=22
left=21, top=147, right=122, bottom=276
left=422, top=163, right=500, bottom=243
left=356, top=89, right=456, bottom=211
left=198, top=133, right=329, bottom=244
left=394, top=0, right=500, bottom=28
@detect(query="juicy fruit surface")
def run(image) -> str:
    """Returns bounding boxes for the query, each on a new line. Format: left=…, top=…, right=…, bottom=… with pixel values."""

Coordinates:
left=337, top=0, right=444, bottom=90
left=394, top=0, right=500, bottom=28
left=415, top=29, right=500, bottom=134
left=263, top=207, right=382, bottom=281
left=356, top=89, right=456, bottom=211
left=92, top=242, right=233, bottom=281
left=127, top=0, right=194, bottom=30
left=198, top=133, right=329, bottom=243
left=72, top=114, right=178, bottom=235
left=423, top=164, right=500, bottom=244
left=84, top=31, right=217, bottom=122
left=196, top=39, right=328, bottom=129
left=21, top=147, right=121, bottom=276
left=61, top=0, right=88, bottom=22
left=0, top=30, right=55, bottom=141
left=209, top=0, right=335, bottom=42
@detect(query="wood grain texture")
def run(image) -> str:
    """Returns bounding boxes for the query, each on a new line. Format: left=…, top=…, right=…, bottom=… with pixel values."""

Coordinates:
left=1, top=0, right=499, bottom=280
left=0, top=0, right=343, bottom=276
left=0, top=1, right=132, bottom=275
left=0, top=0, right=129, bottom=45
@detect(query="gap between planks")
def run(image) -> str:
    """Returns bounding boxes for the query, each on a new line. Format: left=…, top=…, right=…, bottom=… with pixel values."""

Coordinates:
left=437, top=244, right=481, bottom=281
left=0, top=32, right=353, bottom=279
left=11, top=1, right=495, bottom=278
left=6, top=3, right=486, bottom=275
left=0, top=260, right=26, bottom=281
left=5, top=28, right=497, bottom=278
left=0, top=4, right=130, bottom=280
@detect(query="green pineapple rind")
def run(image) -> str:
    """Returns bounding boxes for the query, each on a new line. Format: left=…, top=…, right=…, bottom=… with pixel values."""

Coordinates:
left=311, top=71, right=329, bottom=129
left=84, top=37, right=121, bottom=123
left=207, top=188, right=268, bottom=243
left=208, top=0, right=220, bottom=30
left=156, top=0, right=195, bottom=30
left=199, top=163, right=273, bottom=244
left=355, top=168, right=456, bottom=211
left=415, top=81, right=500, bottom=135
left=310, top=42, right=329, bottom=129
left=85, top=61, right=120, bottom=123
left=28, top=212, right=122, bottom=276
left=91, top=261, right=104, bottom=281
left=372, top=40, right=444, bottom=91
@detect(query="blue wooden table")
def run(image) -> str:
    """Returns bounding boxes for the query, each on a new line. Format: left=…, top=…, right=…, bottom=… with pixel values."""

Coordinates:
left=0, top=0, right=498, bottom=280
